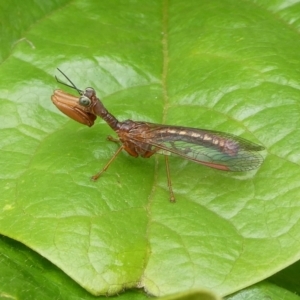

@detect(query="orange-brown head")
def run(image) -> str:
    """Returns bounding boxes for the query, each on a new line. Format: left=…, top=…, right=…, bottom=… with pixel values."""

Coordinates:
left=51, top=89, right=97, bottom=127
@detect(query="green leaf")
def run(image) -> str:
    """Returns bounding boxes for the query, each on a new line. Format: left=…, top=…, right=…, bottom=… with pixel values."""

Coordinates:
left=1, top=0, right=300, bottom=298
left=226, top=282, right=300, bottom=300
left=268, top=259, right=300, bottom=296
left=0, top=235, right=103, bottom=300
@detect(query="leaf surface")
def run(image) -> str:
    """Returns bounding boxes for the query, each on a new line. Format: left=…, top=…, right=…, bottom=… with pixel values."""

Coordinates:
left=1, top=0, right=300, bottom=297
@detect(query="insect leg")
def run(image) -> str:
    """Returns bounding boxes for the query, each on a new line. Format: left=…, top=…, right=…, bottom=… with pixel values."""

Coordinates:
left=107, top=135, right=121, bottom=144
left=165, top=156, right=175, bottom=202
left=91, top=146, right=124, bottom=181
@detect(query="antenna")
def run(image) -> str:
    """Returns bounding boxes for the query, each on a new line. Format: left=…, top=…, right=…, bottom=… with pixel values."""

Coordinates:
left=55, top=68, right=83, bottom=95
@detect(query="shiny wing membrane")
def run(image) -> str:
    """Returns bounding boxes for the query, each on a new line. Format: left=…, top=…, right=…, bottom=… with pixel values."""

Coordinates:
left=129, top=123, right=264, bottom=172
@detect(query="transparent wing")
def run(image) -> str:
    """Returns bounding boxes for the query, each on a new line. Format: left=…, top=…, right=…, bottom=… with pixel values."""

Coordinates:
left=129, top=124, right=264, bottom=171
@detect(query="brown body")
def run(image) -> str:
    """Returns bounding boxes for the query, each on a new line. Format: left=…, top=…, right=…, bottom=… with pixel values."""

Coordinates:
left=51, top=71, right=264, bottom=201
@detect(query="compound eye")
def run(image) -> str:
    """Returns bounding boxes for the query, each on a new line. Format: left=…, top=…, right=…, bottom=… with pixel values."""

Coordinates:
left=79, top=96, right=91, bottom=106
left=84, top=87, right=95, bottom=98
left=85, top=87, right=94, bottom=93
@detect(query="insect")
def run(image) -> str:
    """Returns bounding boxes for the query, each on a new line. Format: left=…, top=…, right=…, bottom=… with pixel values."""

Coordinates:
left=51, top=69, right=264, bottom=202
